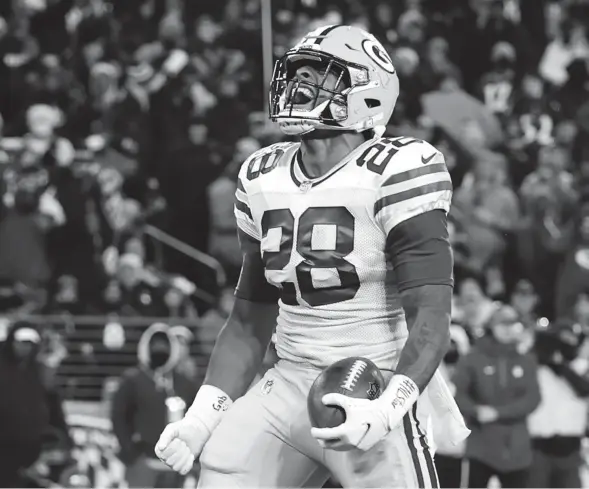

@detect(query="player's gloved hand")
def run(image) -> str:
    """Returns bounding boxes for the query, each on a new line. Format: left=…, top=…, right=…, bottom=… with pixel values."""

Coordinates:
left=155, top=418, right=207, bottom=474
left=311, top=375, right=419, bottom=451
left=155, top=385, right=233, bottom=474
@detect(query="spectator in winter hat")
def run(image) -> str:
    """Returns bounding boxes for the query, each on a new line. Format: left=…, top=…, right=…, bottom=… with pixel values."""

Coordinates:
left=0, top=322, right=48, bottom=486
left=111, top=322, right=197, bottom=487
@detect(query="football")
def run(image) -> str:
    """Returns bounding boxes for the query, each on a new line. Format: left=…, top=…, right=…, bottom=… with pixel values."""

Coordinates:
left=307, top=357, right=386, bottom=429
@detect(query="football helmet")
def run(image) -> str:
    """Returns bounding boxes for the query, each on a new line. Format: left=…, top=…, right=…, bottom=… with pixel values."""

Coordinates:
left=269, top=25, right=399, bottom=136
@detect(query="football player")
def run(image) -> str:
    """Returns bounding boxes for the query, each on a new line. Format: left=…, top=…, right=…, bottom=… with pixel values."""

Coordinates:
left=155, top=25, right=469, bottom=488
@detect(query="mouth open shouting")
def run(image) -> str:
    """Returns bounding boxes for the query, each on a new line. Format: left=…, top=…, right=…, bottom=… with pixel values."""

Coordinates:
left=290, top=84, right=317, bottom=109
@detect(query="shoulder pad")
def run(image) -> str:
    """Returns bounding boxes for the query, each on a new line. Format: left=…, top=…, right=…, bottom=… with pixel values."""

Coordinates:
left=356, top=136, right=447, bottom=179
left=238, top=142, right=297, bottom=183
left=372, top=137, right=452, bottom=232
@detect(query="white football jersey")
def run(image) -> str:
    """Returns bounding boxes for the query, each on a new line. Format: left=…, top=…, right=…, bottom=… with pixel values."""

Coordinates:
left=234, top=135, right=452, bottom=369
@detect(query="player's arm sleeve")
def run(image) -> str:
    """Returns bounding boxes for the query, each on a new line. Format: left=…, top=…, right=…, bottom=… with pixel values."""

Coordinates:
left=233, top=176, right=280, bottom=303
left=386, top=210, right=453, bottom=292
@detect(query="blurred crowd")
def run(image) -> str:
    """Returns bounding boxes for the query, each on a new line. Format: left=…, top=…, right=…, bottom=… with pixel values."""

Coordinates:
left=1, top=0, right=589, bottom=487
left=0, top=0, right=265, bottom=318
left=0, top=0, right=588, bottom=322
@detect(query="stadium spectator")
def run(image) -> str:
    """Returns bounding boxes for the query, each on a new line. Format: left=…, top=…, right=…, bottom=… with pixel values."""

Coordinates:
left=518, top=144, right=577, bottom=316
left=454, top=305, right=540, bottom=488
left=110, top=322, right=197, bottom=488
left=163, top=275, right=199, bottom=319
left=528, top=321, right=589, bottom=488
left=0, top=320, right=70, bottom=487
left=453, top=276, right=496, bottom=340
left=555, top=203, right=589, bottom=320
left=50, top=274, right=80, bottom=313
left=452, top=152, right=520, bottom=273
left=539, top=17, right=589, bottom=89
left=509, top=278, right=540, bottom=328
left=477, top=41, right=517, bottom=120
left=109, top=252, right=166, bottom=316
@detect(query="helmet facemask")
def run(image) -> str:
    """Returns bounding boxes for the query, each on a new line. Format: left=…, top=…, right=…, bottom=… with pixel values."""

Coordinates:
left=269, top=50, right=369, bottom=136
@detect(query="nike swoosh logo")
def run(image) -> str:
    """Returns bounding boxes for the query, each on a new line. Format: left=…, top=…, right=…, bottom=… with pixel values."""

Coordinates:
left=421, top=153, right=436, bottom=165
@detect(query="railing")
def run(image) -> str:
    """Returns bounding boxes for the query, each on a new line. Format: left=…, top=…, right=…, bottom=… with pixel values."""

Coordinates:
left=13, top=315, right=216, bottom=402
left=143, top=224, right=227, bottom=291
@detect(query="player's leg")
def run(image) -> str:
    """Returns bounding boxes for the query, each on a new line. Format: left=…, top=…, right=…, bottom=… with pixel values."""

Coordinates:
left=324, top=403, right=439, bottom=488
left=198, top=366, right=327, bottom=488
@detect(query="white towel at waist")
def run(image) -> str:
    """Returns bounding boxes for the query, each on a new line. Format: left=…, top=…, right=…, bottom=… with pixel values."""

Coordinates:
left=417, top=369, right=471, bottom=451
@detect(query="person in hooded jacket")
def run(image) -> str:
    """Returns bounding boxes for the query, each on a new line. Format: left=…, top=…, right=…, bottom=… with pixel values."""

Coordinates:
left=110, top=322, right=198, bottom=488
left=454, top=304, right=541, bottom=488
left=0, top=321, right=51, bottom=487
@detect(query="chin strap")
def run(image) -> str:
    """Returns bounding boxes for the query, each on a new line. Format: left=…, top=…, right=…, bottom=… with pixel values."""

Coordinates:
left=278, top=119, right=318, bottom=136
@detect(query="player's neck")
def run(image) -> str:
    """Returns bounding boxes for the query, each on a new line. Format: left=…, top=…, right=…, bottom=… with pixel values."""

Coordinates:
left=299, top=132, right=368, bottom=179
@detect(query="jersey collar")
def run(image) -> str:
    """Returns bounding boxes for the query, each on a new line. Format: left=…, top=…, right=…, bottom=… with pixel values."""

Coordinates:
left=290, top=135, right=380, bottom=190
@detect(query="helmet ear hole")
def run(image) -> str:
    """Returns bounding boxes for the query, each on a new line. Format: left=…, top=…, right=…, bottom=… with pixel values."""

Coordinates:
left=365, top=99, right=381, bottom=109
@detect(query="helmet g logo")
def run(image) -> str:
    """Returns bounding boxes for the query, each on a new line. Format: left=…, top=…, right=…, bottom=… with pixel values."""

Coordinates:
left=362, top=39, right=396, bottom=74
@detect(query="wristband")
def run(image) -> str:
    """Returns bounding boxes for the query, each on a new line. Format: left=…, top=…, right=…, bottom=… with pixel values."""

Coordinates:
left=381, top=375, right=419, bottom=426
left=185, top=385, right=233, bottom=433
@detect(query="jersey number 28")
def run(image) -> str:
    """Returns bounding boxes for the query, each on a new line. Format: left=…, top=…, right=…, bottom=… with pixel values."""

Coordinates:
left=261, top=206, right=360, bottom=307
